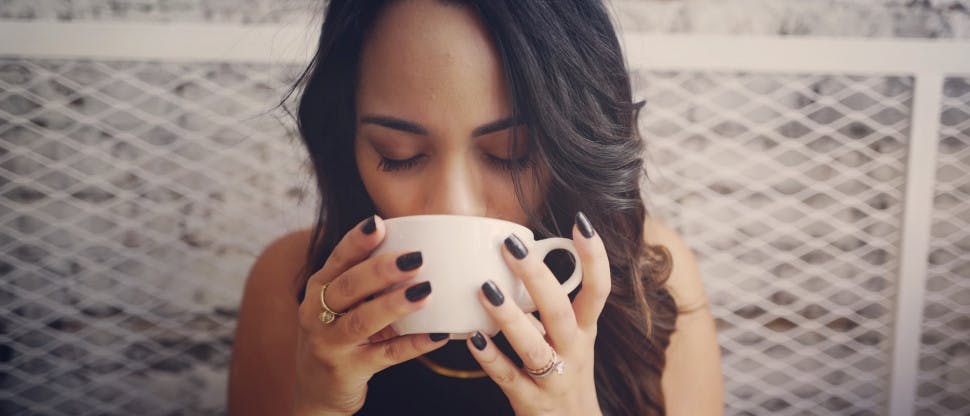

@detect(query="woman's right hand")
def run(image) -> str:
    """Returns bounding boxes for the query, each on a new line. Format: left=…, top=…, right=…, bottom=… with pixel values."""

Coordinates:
left=293, top=216, right=449, bottom=415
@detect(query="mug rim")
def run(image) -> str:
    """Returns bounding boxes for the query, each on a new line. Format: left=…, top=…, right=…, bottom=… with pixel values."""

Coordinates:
left=381, top=214, right=533, bottom=236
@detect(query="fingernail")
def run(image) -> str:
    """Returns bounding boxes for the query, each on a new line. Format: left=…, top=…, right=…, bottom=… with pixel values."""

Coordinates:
left=429, top=333, right=449, bottom=342
left=405, top=281, right=432, bottom=302
left=471, top=331, right=487, bottom=351
left=504, top=233, right=528, bottom=259
left=361, top=215, right=377, bottom=234
left=576, top=211, right=595, bottom=239
left=481, top=280, right=505, bottom=306
left=396, top=251, right=423, bottom=271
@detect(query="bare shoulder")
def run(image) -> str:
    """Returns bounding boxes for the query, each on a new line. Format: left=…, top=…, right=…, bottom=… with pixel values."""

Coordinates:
left=228, top=227, right=314, bottom=416
left=643, top=217, right=709, bottom=314
left=248, top=227, right=315, bottom=299
left=646, top=218, right=725, bottom=415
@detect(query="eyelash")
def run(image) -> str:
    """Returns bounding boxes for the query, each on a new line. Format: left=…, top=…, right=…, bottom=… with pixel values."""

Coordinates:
left=377, top=153, right=534, bottom=173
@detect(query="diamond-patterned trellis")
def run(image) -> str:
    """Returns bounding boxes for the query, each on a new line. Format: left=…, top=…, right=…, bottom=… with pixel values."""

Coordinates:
left=634, top=71, right=912, bottom=415
left=916, top=77, right=970, bottom=416
left=0, top=58, right=315, bottom=415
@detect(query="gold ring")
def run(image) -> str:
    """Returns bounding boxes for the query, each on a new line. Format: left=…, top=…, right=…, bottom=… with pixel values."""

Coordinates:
left=525, top=348, right=565, bottom=378
left=318, top=281, right=346, bottom=324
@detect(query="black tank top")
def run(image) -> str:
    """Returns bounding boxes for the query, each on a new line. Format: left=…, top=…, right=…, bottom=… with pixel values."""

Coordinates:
left=355, top=353, right=514, bottom=415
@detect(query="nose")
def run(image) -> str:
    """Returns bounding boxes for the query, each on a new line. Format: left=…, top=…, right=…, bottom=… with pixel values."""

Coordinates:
left=422, top=157, right=486, bottom=217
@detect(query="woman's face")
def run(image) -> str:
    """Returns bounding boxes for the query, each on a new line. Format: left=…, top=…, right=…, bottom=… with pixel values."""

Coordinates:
left=354, top=0, right=545, bottom=225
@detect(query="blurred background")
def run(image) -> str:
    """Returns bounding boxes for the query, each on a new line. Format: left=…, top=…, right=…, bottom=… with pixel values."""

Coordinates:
left=0, top=1, right=968, bottom=415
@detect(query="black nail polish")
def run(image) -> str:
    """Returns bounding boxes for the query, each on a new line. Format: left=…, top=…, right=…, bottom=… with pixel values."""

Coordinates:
left=576, top=211, right=595, bottom=239
left=396, top=251, right=423, bottom=271
left=504, top=233, right=528, bottom=259
left=482, top=280, right=505, bottom=307
left=430, top=333, right=449, bottom=342
left=361, top=215, right=377, bottom=234
left=471, top=332, right=487, bottom=351
left=405, top=281, right=432, bottom=302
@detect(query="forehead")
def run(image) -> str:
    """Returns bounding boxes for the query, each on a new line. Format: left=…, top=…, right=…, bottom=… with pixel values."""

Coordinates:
left=356, top=0, right=512, bottom=129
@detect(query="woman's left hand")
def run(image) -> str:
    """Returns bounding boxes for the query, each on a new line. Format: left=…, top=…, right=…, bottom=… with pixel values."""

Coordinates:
left=466, top=212, right=609, bottom=416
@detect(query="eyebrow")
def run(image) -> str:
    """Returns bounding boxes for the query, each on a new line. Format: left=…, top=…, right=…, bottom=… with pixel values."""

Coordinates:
left=359, top=114, right=521, bottom=137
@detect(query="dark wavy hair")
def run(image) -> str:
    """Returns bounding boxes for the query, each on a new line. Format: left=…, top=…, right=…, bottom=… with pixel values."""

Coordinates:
left=286, top=0, right=676, bottom=414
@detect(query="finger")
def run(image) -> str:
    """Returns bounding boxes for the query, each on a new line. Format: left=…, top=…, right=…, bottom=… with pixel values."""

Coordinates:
left=298, top=215, right=383, bottom=328
left=570, top=212, right=611, bottom=330
left=332, top=280, right=433, bottom=346
left=361, top=332, right=450, bottom=374
left=479, top=280, right=559, bottom=378
left=466, top=331, right=537, bottom=401
left=526, top=313, right=546, bottom=336
left=313, top=215, right=385, bottom=285
left=367, top=325, right=398, bottom=344
left=324, top=250, right=424, bottom=313
left=502, top=233, right=579, bottom=348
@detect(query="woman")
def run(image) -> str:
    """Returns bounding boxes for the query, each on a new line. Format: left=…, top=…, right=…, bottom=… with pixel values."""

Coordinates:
left=229, top=0, right=723, bottom=414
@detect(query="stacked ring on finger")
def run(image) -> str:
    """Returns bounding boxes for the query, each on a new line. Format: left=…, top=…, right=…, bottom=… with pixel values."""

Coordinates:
left=525, top=348, right=566, bottom=378
left=318, top=281, right=346, bottom=324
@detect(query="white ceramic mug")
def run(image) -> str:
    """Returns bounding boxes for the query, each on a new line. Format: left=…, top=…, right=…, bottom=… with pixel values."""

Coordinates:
left=372, top=215, right=583, bottom=340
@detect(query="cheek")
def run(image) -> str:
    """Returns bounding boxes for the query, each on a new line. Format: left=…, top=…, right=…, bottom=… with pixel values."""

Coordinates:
left=355, top=144, right=416, bottom=217
left=481, top=168, right=546, bottom=224
left=359, top=172, right=417, bottom=218
left=365, top=177, right=415, bottom=217
left=354, top=141, right=382, bottom=208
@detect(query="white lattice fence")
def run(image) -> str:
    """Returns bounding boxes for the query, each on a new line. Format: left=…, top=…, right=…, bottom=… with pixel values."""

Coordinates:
left=915, top=77, right=970, bottom=416
left=0, top=57, right=314, bottom=415
left=637, top=71, right=909, bottom=415
left=0, top=22, right=968, bottom=416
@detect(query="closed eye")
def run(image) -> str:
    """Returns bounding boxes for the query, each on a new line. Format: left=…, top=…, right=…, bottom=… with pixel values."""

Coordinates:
left=377, top=154, right=426, bottom=172
left=375, top=153, right=532, bottom=173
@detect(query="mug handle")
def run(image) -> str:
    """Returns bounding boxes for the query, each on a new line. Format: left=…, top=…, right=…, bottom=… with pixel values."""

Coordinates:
left=515, top=237, right=583, bottom=312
